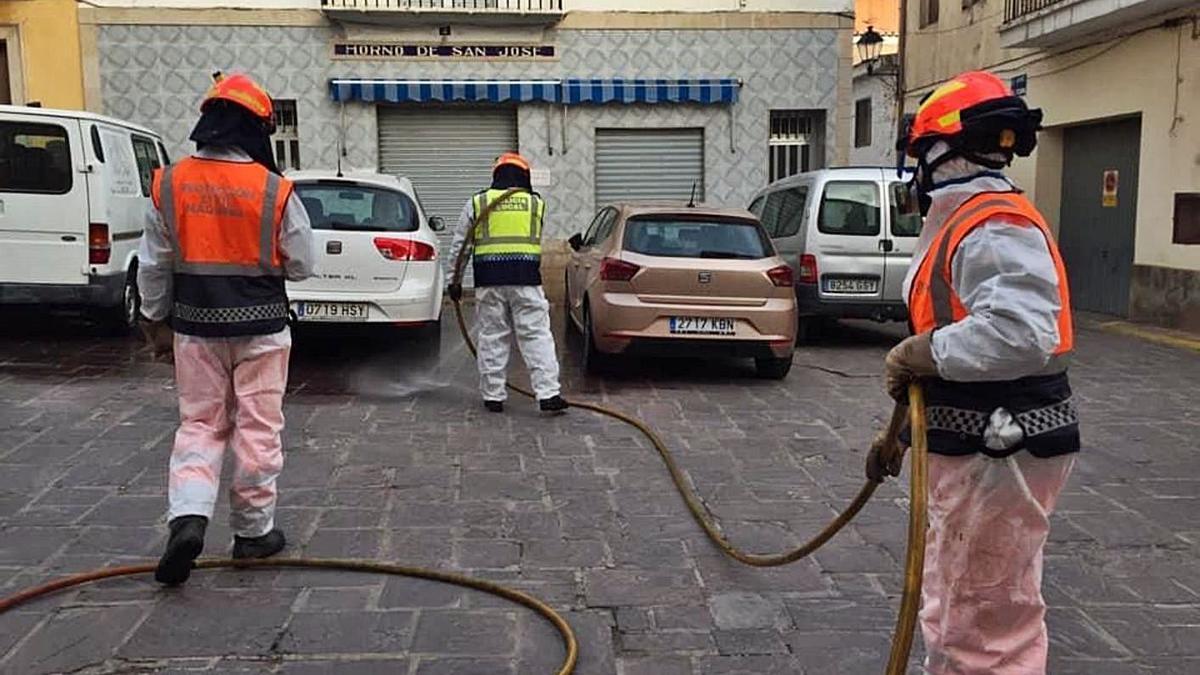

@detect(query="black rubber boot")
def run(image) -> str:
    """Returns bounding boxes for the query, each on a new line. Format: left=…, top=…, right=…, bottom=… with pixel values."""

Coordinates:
left=484, top=400, right=504, bottom=413
left=539, top=395, right=568, bottom=414
left=232, top=529, right=287, bottom=560
left=155, top=515, right=207, bottom=586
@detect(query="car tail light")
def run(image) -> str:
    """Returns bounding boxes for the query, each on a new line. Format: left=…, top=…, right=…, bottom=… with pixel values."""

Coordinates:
left=798, top=254, right=818, bottom=285
left=374, top=237, right=437, bottom=261
left=599, top=257, right=640, bottom=282
left=89, top=223, right=111, bottom=265
left=766, top=264, right=794, bottom=288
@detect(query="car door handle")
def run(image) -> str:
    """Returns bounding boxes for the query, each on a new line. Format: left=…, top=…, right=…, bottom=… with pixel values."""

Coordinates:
left=879, top=240, right=894, bottom=253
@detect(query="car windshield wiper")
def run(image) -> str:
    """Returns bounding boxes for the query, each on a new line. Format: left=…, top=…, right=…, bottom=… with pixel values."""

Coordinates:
left=698, top=250, right=755, bottom=259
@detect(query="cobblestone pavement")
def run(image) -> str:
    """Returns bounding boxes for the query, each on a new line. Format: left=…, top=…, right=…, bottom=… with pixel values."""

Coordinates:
left=0, top=305, right=1198, bottom=674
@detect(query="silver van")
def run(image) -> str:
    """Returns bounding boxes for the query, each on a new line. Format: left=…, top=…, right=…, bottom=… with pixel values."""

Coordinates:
left=749, top=167, right=922, bottom=339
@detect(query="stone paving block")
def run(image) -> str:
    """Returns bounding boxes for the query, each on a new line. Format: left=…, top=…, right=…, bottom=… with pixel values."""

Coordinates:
left=0, top=526, right=75, bottom=565
left=460, top=472, right=543, bottom=502
left=378, top=577, right=466, bottom=610
left=620, top=630, right=715, bottom=654
left=712, top=629, right=789, bottom=656
left=785, top=631, right=893, bottom=673
left=696, top=654, right=807, bottom=674
left=455, top=539, right=522, bottom=569
left=414, top=657, right=516, bottom=675
left=585, top=569, right=704, bottom=608
left=121, top=590, right=298, bottom=658
left=1048, top=608, right=1132, bottom=659
left=619, top=655, right=693, bottom=675
left=1, top=605, right=145, bottom=674
left=279, top=659, right=411, bottom=674
left=523, top=539, right=607, bottom=569
left=302, top=529, right=383, bottom=559
left=707, top=592, right=789, bottom=630
left=278, top=610, right=415, bottom=654
left=411, top=610, right=517, bottom=656
left=299, top=587, right=377, bottom=612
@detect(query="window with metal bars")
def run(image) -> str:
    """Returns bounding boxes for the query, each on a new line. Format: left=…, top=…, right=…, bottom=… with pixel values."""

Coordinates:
left=271, top=99, right=301, bottom=171
left=769, top=110, right=821, bottom=184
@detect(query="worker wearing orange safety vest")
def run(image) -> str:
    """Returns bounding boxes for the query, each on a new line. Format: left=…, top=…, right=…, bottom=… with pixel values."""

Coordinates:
left=867, top=71, right=1079, bottom=674
left=138, top=73, right=315, bottom=585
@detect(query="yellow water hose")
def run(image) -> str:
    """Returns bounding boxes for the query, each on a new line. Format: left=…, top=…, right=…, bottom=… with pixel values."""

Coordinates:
left=0, top=195, right=928, bottom=675
left=451, top=195, right=929, bottom=670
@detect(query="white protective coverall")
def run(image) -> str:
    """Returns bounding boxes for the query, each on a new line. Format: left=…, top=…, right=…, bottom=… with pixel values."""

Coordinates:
left=447, top=198, right=562, bottom=403
left=904, top=146, right=1076, bottom=675
left=138, top=146, right=315, bottom=538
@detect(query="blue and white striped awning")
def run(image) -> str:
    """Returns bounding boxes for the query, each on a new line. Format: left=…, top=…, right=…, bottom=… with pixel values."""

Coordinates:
left=329, top=79, right=561, bottom=104
left=561, top=78, right=740, bottom=105
left=329, top=78, right=740, bottom=106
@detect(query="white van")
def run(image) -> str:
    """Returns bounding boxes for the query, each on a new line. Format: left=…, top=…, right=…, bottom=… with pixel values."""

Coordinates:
left=0, top=105, right=169, bottom=332
left=749, top=167, right=923, bottom=339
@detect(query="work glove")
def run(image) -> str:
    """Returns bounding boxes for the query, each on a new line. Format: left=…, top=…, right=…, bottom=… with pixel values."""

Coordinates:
left=448, top=283, right=463, bottom=302
left=884, top=331, right=937, bottom=401
left=865, top=427, right=907, bottom=482
left=139, top=317, right=174, bottom=363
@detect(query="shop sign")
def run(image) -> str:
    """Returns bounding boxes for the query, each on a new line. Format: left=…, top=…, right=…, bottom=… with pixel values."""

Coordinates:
left=333, top=43, right=556, bottom=60
left=1103, top=169, right=1119, bottom=208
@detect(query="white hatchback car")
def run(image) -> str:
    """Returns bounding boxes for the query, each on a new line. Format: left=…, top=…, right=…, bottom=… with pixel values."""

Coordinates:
left=286, top=171, right=445, bottom=345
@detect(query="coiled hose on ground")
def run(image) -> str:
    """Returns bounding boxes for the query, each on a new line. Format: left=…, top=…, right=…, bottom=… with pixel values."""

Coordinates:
left=0, top=193, right=927, bottom=675
left=449, top=190, right=929, bottom=674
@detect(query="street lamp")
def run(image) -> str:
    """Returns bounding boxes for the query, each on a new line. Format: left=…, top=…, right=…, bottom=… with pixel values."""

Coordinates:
left=856, top=25, right=885, bottom=75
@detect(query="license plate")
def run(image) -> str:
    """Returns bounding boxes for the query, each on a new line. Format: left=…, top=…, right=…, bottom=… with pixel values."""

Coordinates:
left=825, top=278, right=879, bottom=294
left=669, top=316, right=736, bottom=336
left=293, top=302, right=369, bottom=322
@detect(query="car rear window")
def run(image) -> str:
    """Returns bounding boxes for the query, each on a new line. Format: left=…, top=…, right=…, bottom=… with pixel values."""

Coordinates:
left=295, top=183, right=417, bottom=232
left=0, top=122, right=73, bottom=194
left=623, top=218, right=771, bottom=259
left=818, top=181, right=881, bottom=236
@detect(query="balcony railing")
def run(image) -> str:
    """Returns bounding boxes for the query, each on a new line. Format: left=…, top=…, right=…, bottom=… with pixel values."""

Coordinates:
left=1004, top=0, right=1067, bottom=23
left=321, top=0, right=563, bottom=10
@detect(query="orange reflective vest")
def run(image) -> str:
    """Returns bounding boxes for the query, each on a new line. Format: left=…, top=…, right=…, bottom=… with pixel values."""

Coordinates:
left=151, top=158, right=293, bottom=337
left=908, top=191, right=1074, bottom=355
left=905, top=191, right=1080, bottom=459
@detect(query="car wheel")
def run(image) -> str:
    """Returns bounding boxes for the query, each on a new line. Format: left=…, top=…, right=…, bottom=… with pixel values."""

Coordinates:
left=582, top=302, right=609, bottom=375
left=755, top=356, right=793, bottom=380
left=795, top=316, right=824, bottom=344
left=419, top=316, right=442, bottom=359
left=100, top=262, right=140, bottom=336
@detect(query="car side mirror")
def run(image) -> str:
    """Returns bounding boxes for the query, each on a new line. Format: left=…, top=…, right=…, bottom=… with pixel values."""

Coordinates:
left=568, top=233, right=584, bottom=251
left=429, top=216, right=446, bottom=232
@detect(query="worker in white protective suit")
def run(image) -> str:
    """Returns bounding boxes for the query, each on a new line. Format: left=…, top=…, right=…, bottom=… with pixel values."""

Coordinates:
left=867, top=71, right=1079, bottom=675
left=138, top=73, right=314, bottom=585
left=446, top=152, right=566, bottom=414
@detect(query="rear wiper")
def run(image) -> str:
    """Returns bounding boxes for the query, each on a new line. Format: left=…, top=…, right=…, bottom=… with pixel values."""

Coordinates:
left=328, top=222, right=388, bottom=231
left=698, top=250, right=753, bottom=259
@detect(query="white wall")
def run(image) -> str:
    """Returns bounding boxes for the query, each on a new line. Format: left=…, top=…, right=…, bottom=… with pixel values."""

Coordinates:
left=85, top=0, right=854, bottom=12
left=848, top=67, right=895, bottom=166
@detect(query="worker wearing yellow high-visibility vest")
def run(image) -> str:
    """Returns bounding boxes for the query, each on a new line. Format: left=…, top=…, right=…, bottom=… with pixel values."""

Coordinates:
left=447, top=153, right=566, bottom=414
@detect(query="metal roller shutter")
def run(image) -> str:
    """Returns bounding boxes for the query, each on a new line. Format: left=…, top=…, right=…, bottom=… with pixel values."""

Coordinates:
left=594, top=128, right=705, bottom=206
left=377, top=106, right=518, bottom=283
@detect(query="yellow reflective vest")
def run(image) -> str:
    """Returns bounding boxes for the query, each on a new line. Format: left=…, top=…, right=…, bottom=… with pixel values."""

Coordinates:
left=470, top=189, right=546, bottom=287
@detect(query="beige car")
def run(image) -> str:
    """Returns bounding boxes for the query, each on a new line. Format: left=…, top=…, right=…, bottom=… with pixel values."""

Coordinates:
left=565, top=203, right=797, bottom=379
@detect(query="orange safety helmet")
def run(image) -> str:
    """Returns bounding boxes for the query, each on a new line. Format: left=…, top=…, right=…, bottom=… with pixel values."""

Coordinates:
left=202, top=72, right=275, bottom=132
left=493, top=152, right=531, bottom=173
left=901, top=70, right=1041, bottom=162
